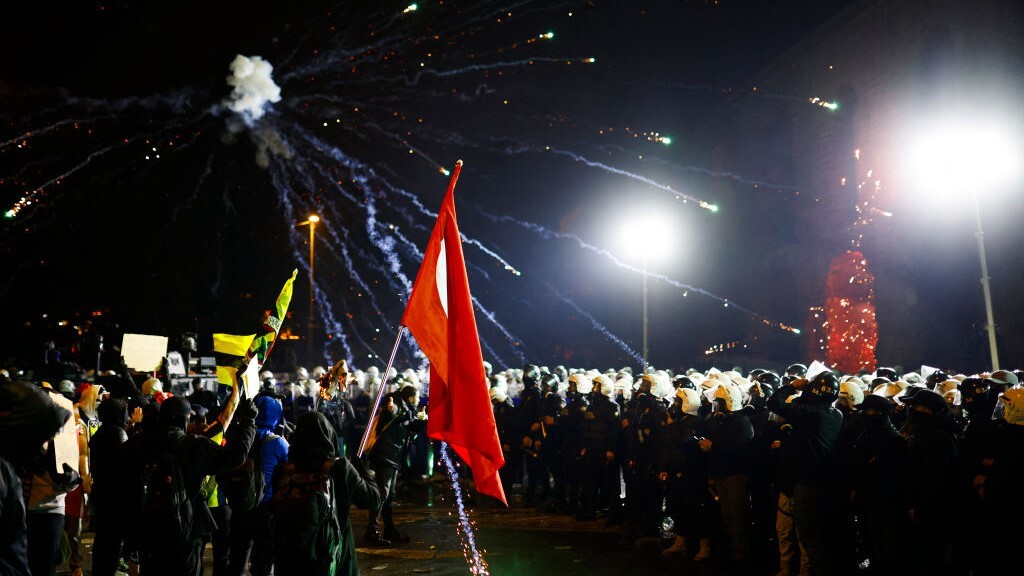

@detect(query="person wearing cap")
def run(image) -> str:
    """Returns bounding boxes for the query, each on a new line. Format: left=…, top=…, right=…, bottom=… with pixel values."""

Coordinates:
left=766, top=372, right=844, bottom=575
left=117, top=390, right=257, bottom=576
left=845, top=394, right=910, bottom=575
left=900, top=388, right=966, bottom=575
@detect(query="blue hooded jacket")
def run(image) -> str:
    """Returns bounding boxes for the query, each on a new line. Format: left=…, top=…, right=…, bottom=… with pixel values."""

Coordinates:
left=255, top=395, right=289, bottom=502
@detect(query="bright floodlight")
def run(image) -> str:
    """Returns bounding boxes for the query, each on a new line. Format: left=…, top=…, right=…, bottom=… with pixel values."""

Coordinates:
left=308, top=214, right=320, bottom=223
left=906, top=117, right=1020, bottom=196
left=620, top=212, right=674, bottom=263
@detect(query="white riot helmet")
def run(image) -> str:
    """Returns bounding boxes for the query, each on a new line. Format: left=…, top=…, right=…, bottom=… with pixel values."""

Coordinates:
left=311, top=366, right=327, bottom=380
left=676, top=388, right=702, bottom=415
left=296, top=366, right=309, bottom=380
left=568, top=372, right=592, bottom=395
left=713, top=383, right=743, bottom=412
left=998, top=388, right=1024, bottom=425
left=594, top=374, right=615, bottom=398
left=615, top=377, right=634, bottom=401
left=489, top=386, right=508, bottom=403
left=839, top=381, right=865, bottom=407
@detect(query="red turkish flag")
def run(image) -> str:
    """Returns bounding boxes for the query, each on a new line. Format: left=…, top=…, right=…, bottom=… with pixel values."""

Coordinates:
left=401, top=161, right=507, bottom=506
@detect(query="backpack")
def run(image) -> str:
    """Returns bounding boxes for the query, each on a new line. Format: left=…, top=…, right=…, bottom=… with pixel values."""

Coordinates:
left=271, top=459, right=341, bottom=575
left=220, top=433, right=276, bottom=512
left=129, top=435, right=193, bottom=555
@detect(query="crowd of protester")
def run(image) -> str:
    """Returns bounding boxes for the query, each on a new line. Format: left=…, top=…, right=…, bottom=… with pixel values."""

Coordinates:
left=1, top=355, right=1022, bottom=576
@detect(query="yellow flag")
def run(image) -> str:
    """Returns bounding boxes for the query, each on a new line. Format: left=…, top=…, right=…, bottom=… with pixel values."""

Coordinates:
left=213, top=333, right=255, bottom=387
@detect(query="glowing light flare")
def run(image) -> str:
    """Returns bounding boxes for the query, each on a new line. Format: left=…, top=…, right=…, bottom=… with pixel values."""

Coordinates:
left=618, top=210, right=675, bottom=263
left=539, top=32, right=554, bottom=40
left=403, top=3, right=418, bottom=14
left=904, top=118, right=1021, bottom=195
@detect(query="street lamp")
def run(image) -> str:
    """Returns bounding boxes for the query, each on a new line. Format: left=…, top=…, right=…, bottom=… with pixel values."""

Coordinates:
left=906, top=118, right=1020, bottom=371
left=620, top=214, right=674, bottom=373
left=297, top=214, right=320, bottom=365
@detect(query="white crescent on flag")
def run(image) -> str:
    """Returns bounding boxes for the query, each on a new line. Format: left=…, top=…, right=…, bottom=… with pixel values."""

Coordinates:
left=436, top=238, right=449, bottom=317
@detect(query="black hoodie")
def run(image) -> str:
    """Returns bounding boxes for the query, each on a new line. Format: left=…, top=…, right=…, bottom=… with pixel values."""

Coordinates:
left=281, top=412, right=380, bottom=576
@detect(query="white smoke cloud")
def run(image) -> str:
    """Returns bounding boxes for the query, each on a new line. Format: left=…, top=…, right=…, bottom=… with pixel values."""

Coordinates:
left=223, top=55, right=281, bottom=123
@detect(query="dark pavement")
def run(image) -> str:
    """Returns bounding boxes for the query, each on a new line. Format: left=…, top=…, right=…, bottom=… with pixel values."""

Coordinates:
left=61, top=480, right=749, bottom=576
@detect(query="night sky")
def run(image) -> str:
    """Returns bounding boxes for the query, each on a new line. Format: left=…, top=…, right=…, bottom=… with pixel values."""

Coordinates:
left=2, top=1, right=1022, bottom=375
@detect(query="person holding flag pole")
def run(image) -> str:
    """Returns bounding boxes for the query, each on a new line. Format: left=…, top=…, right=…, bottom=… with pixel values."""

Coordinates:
left=357, top=160, right=507, bottom=539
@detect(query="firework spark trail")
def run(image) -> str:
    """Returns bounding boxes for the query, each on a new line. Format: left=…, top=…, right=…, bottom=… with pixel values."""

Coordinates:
left=318, top=213, right=388, bottom=320
left=315, top=237, right=390, bottom=359
left=409, top=56, right=595, bottom=85
left=601, top=143, right=800, bottom=192
left=0, top=118, right=102, bottom=151
left=471, top=295, right=526, bottom=363
left=313, top=282, right=354, bottom=364
left=460, top=237, right=522, bottom=276
left=476, top=207, right=802, bottom=334
left=401, top=126, right=722, bottom=212
left=8, top=143, right=119, bottom=217
left=287, top=1, right=555, bottom=87
left=329, top=122, right=524, bottom=278
left=541, top=147, right=719, bottom=211
left=478, top=338, right=507, bottom=370
left=547, top=284, right=642, bottom=363
left=439, top=442, right=490, bottom=576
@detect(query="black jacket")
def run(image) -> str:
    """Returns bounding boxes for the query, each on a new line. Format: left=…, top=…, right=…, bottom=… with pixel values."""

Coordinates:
left=767, top=385, right=843, bottom=486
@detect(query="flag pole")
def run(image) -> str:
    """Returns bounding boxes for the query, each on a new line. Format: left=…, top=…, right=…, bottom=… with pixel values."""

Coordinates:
left=357, top=325, right=406, bottom=458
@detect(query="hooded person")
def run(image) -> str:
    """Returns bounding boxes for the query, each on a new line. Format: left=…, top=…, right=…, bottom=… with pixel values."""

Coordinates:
left=0, top=380, right=71, bottom=576
left=273, top=412, right=379, bottom=576
left=227, top=396, right=290, bottom=576
left=118, top=393, right=257, bottom=576
left=89, top=397, right=131, bottom=576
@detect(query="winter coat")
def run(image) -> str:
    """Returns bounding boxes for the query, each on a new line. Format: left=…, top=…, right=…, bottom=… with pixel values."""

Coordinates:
left=767, top=384, right=843, bottom=485
left=702, top=411, right=754, bottom=479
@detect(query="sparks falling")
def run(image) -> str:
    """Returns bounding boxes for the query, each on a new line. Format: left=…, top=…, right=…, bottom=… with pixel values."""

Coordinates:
left=440, top=442, right=490, bottom=576
left=2, top=1, right=804, bottom=372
